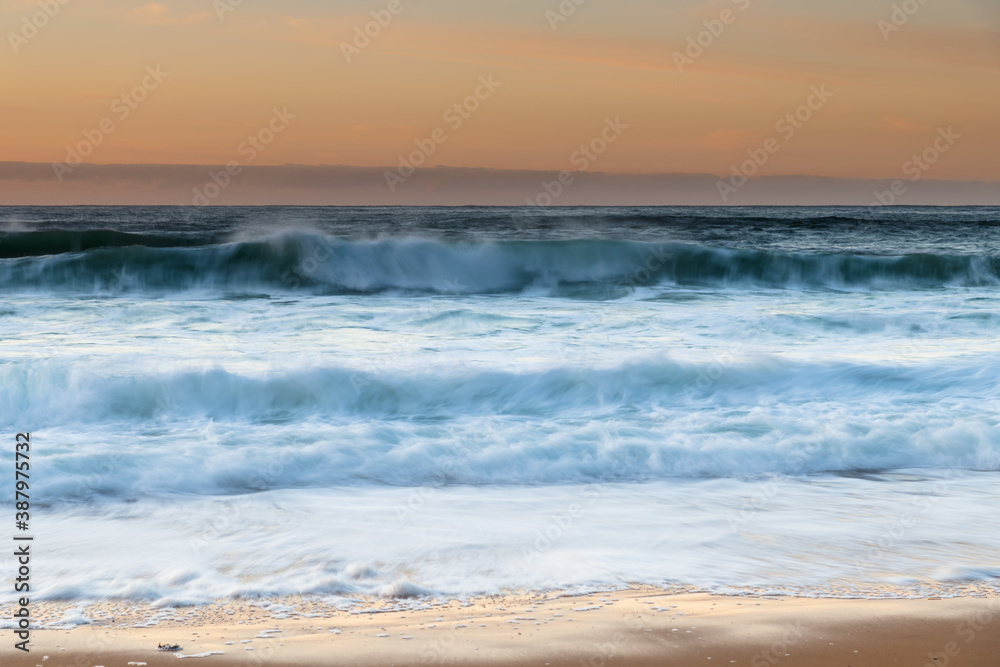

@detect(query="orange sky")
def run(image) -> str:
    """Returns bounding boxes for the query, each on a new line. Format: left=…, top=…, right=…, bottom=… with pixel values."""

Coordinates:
left=2, top=0, right=999, bottom=182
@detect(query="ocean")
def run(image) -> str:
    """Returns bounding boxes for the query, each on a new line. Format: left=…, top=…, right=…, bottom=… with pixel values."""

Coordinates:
left=2, top=205, right=999, bottom=605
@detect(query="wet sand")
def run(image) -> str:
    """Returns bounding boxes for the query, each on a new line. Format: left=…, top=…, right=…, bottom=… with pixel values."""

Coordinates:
left=4, top=587, right=1000, bottom=666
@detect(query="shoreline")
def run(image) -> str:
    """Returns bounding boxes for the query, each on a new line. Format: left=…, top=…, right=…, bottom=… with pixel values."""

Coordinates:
left=4, top=587, right=1000, bottom=666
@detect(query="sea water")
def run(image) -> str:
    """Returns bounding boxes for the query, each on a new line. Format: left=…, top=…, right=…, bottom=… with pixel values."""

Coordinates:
left=1, top=205, right=998, bottom=604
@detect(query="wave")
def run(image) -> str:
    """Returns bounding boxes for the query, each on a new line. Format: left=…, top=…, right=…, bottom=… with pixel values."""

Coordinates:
left=8, top=356, right=1000, bottom=423
left=0, top=229, right=214, bottom=258
left=4, top=358, right=999, bottom=501
left=1, top=231, right=998, bottom=294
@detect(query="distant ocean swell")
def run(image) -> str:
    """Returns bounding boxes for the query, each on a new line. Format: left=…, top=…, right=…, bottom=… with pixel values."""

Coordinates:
left=1, top=230, right=999, bottom=293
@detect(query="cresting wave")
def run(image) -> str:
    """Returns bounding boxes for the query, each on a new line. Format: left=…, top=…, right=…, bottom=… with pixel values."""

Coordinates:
left=3, top=358, right=999, bottom=502
left=1, top=230, right=998, bottom=294
left=7, top=356, right=1000, bottom=424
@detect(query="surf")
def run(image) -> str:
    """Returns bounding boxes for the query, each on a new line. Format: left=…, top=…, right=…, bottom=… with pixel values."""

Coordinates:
left=1, top=231, right=997, bottom=295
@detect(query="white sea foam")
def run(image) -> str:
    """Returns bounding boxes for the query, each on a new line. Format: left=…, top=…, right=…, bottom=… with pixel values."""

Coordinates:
left=9, top=479, right=999, bottom=605
left=2, top=207, right=998, bottom=603
left=0, top=349, right=997, bottom=502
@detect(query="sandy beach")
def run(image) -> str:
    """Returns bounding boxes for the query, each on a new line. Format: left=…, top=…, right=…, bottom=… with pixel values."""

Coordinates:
left=4, top=588, right=1000, bottom=667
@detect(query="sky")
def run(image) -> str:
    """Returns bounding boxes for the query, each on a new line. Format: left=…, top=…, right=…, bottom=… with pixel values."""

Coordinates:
left=1, top=0, right=999, bottom=203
